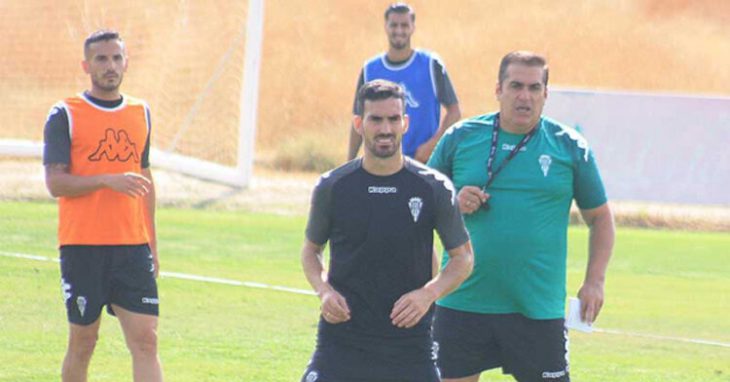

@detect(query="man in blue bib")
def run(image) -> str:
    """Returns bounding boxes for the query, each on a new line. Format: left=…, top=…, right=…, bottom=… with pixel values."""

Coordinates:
left=347, top=2, right=461, bottom=164
left=428, top=51, right=615, bottom=382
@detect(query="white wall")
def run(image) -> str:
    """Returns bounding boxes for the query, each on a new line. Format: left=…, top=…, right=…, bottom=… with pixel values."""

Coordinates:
left=543, top=88, right=730, bottom=206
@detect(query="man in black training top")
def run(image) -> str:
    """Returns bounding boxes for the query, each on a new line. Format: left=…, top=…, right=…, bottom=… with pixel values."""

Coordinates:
left=301, top=79, right=474, bottom=382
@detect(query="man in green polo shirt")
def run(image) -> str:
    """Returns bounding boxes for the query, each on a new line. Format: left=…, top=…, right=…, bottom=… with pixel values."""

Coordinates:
left=428, top=51, right=615, bottom=382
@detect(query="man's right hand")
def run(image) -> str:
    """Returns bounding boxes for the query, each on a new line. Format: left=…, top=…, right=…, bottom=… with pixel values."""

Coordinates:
left=457, top=186, right=489, bottom=214
left=103, top=172, right=152, bottom=197
left=318, top=284, right=351, bottom=324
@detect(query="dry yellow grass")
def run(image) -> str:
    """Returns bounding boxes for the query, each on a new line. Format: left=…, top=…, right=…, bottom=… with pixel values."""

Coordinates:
left=1, top=0, right=728, bottom=165
left=258, top=0, right=729, bottom=157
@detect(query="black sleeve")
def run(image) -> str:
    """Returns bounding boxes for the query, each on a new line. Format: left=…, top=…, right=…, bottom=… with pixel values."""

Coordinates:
left=42, top=104, right=71, bottom=165
left=305, top=176, right=333, bottom=245
left=351, top=69, right=365, bottom=115
left=432, top=59, right=458, bottom=106
left=141, top=105, right=152, bottom=169
left=433, top=176, right=469, bottom=250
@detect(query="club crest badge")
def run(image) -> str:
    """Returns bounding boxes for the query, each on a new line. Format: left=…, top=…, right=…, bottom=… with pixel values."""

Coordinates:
left=539, top=154, right=552, bottom=177
left=61, top=278, right=72, bottom=303
left=408, top=197, right=423, bottom=222
left=77, top=296, right=87, bottom=317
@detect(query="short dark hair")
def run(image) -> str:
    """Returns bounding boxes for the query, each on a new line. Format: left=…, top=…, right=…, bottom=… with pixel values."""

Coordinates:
left=356, top=80, right=405, bottom=117
left=84, top=29, right=123, bottom=58
left=384, top=2, right=415, bottom=22
left=498, top=51, right=549, bottom=87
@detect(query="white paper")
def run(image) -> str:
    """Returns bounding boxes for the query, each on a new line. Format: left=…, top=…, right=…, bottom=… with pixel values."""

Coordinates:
left=566, top=297, right=593, bottom=333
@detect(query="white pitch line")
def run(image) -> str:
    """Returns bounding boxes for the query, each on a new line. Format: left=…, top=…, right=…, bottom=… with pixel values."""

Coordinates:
left=0, top=251, right=314, bottom=296
left=593, top=328, right=730, bottom=348
left=3, top=251, right=729, bottom=348
left=162, top=271, right=315, bottom=296
left=1, top=251, right=53, bottom=262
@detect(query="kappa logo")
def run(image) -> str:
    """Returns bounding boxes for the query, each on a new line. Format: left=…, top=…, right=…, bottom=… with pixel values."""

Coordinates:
left=304, top=370, right=319, bottom=382
left=555, top=127, right=590, bottom=161
left=417, top=167, right=457, bottom=205
left=148, top=253, right=155, bottom=273
left=399, top=82, right=420, bottom=108
left=502, top=143, right=527, bottom=152
left=539, top=154, right=552, bottom=177
left=431, top=341, right=440, bottom=361
left=368, top=186, right=397, bottom=194
left=408, top=197, right=423, bottom=223
left=564, top=327, right=571, bottom=372
left=88, top=128, right=140, bottom=163
left=542, top=370, right=567, bottom=379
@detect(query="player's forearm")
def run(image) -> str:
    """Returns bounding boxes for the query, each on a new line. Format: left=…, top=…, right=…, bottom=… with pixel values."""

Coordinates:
left=423, top=243, right=473, bottom=300
left=436, top=103, right=461, bottom=139
left=432, top=248, right=440, bottom=278
left=301, top=241, right=330, bottom=295
left=584, top=207, right=615, bottom=285
left=347, top=123, right=362, bottom=161
left=417, top=104, right=461, bottom=163
left=45, top=170, right=110, bottom=198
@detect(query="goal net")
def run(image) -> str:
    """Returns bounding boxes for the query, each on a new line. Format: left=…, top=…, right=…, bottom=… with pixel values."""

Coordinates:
left=0, top=0, right=263, bottom=187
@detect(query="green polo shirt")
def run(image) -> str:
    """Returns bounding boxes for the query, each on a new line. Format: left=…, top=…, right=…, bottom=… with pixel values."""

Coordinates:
left=428, top=112, right=607, bottom=319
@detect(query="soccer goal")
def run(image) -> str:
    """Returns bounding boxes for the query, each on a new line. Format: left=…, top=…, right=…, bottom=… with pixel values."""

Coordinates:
left=0, top=0, right=264, bottom=188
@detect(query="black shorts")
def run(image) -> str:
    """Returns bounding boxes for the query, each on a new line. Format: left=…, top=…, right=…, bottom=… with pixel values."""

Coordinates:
left=433, top=306, right=569, bottom=382
left=60, top=244, right=159, bottom=325
left=301, top=336, right=441, bottom=382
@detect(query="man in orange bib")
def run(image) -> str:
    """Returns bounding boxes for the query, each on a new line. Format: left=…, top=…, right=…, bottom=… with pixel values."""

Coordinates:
left=43, top=30, right=163, bottom=382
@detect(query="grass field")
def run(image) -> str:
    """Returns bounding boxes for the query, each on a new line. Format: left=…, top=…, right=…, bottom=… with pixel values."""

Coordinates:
left=1, top=200, right=729, bottom=381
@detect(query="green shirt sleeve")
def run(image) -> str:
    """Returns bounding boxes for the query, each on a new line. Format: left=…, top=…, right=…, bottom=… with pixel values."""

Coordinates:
left=573, top=142, right=608, bottom=209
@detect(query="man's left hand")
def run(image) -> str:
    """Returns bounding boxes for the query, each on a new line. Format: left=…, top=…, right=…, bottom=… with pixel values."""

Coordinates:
left=577, top=281, right=604, bottom=324
left=390, top=288, right=438, bottom=328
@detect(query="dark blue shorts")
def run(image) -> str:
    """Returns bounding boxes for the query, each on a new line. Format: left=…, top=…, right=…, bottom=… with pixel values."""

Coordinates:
left=301, top=336, right=441, bottom=382
left=60, top=244, right=158, bottom=325
left=433, top=306, right=569, bottom=382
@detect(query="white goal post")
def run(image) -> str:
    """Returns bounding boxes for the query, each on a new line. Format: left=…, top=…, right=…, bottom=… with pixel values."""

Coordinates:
left=150, top=0, right=264, bottom=187
left=0, top=0, right=264, bottom=188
